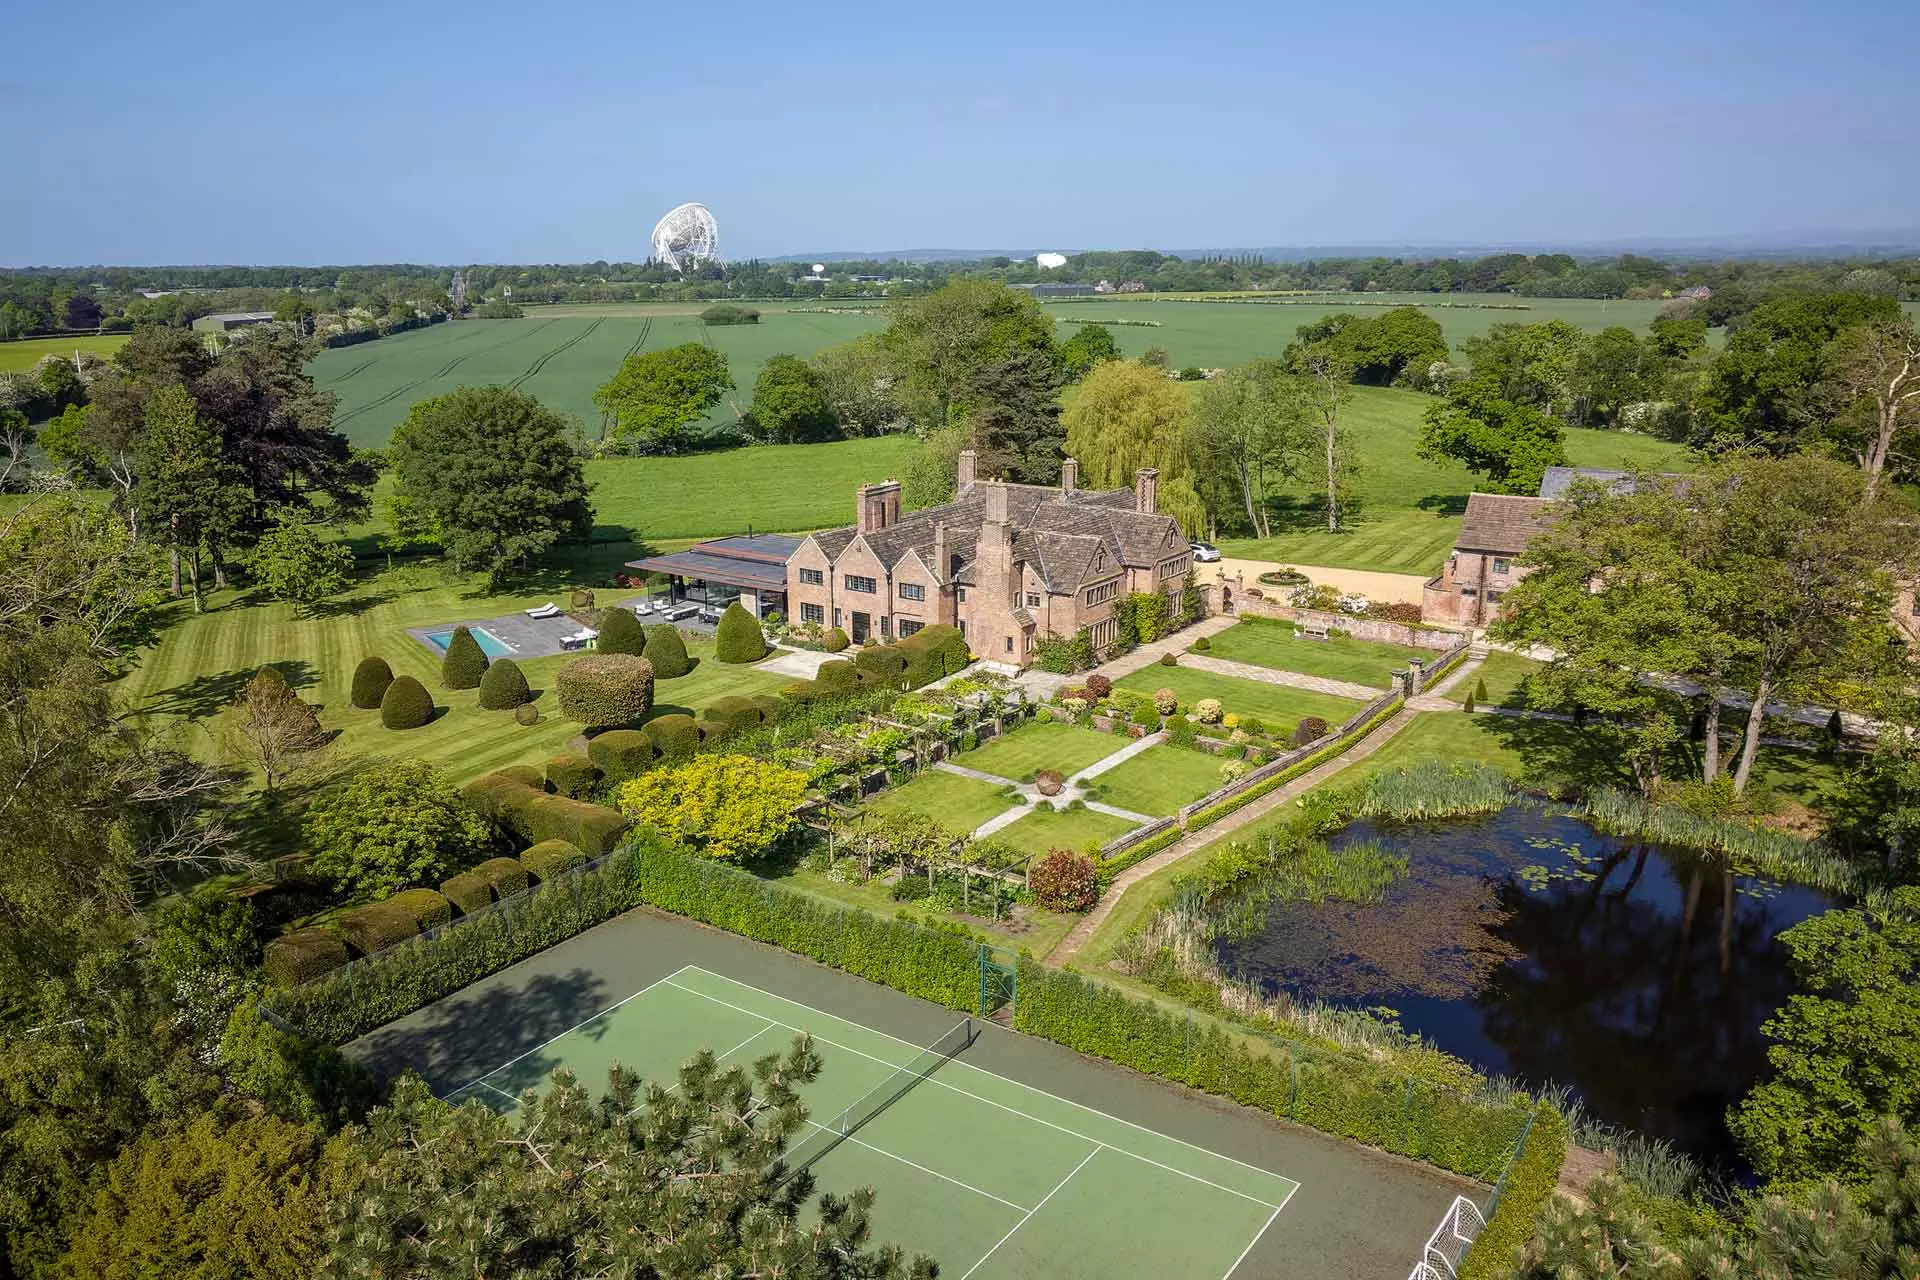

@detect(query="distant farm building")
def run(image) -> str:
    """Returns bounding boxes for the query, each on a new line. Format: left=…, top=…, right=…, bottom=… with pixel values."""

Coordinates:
left=1015, top=282, right=1098, bottom=299
left=190, top=311, right=275, bottom=334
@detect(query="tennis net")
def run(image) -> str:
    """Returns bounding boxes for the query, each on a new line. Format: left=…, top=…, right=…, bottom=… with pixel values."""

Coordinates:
left=777, top=1017, right=976, bottom=1184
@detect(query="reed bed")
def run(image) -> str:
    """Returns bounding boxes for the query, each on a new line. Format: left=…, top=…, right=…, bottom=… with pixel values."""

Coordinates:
left=1357, top=759, right=1514, bottom=821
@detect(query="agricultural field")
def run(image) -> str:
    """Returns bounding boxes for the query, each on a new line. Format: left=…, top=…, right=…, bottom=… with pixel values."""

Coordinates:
left=0, top=332, right=129, bottom=371
left=308, top=309, right=883, bottom=448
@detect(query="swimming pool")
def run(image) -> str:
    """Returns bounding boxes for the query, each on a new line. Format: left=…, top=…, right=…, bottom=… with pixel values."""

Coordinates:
left=423, top=626, right=515, bottom=659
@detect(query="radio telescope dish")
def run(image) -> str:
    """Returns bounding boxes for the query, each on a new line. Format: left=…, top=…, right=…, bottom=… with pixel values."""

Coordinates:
left=651, top=202, right=720, bottom=272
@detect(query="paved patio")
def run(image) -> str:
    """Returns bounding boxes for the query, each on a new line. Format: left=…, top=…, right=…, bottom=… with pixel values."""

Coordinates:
left=405, top=611, right=590, bottom=660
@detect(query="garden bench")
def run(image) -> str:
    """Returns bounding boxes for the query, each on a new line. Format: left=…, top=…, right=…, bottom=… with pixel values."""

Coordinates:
left=1297, top=620, right=1330, bottom=642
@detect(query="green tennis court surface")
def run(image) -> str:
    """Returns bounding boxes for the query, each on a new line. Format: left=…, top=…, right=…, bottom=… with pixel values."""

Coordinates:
left=446, top=964, right=1300, bottom=1279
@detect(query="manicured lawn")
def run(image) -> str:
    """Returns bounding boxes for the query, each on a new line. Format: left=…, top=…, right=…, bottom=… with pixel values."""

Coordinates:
left=1083, top=745, right=1229, bottom=817
left=959, top=719, right=1131, bottom=781
left=118, top=560, right=788, bottom=785
left=1115, top=665, right=1365, bottom=734
left=1201, top=619, right=1428, bottom=689
left=1446, top=649, right=1547, bottom=708
left=994, top=805, right=1141, bottom=857
left=0, top=333, right=129, bottom=373
left=864, top=769, right=1018, bottom=835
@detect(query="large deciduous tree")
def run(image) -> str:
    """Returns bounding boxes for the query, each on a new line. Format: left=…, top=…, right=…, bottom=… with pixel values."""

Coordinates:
left=811, top=333, right=906, bottom=436
left=747, top=353, right=839, bottom=443
left=1057, top=323, right=1122, bottom=381
left=878, top=279, right=1055, bottom=427
left=593, top=342, right=732, bottom=452
left=136, top=384, right=247, bottom=609
left=1193, top=358, right=1308, bottom=538
left=246, top=512, right=355, bottom=615
left=1418, top=379, right=1569, bottom=496
left=1799, top=316, right=1920, bottom=494
left=302, top=759, right=492, bottom=897
left=389, top=384, right=593, bottom=586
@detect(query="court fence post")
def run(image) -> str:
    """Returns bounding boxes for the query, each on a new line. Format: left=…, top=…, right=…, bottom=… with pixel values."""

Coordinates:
left=1403, top=1079, right=1414, bottom=1155
left=1287, top=1045, right=1298, bottom=1119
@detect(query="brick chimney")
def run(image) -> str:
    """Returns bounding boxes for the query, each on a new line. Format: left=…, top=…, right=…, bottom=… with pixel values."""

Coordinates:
left=1061, top=457, right=1078, bottom=494
left=931, top=521, right=949, bottom=583
left=956, top=449, right=977, bottom=490
left=1135, top=468, right=1158, bottom=515
left=856, top=480, right=901, bottom=534
left=976, top=483, right=1014, bottom=615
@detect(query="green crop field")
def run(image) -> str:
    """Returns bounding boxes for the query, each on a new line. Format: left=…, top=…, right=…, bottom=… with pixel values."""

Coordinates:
left=0, top=333, right=130, bottom=372
left=309, top=309, right=884, bottom=448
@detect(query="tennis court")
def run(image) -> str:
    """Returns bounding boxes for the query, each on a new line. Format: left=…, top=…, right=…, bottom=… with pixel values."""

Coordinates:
left=445, top=963, right=1300, bottom=1279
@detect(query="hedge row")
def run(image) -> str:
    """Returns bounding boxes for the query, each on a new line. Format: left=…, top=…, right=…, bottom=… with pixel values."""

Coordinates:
left=461, top=772, right=633, bottom=854
left=784, top=624, right=969, bottom=704
left=1014, top=957, right=1531, bottom=1181
left=1458, top=1104, right=1569, bottom=1280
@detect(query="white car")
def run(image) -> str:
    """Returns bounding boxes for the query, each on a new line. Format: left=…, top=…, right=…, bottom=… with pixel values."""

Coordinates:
left=1190, top=540, right=1222, bottom=563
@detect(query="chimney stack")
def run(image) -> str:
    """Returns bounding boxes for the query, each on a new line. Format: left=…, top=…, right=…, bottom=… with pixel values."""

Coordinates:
left=1061, top=457, right=1078, bottom=493
left=984, top=480, right=1008, bottom=526
left=1135, top=468, right=1159, bottom=515
left=932, top=521, right=949, bottom=583
left=956, top=449, right=978, bottom=490
left=856, top=480, right=901, bottom=535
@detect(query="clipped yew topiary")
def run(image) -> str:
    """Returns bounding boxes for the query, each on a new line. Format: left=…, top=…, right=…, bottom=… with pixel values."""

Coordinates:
left=713, top=601, right=767, bottom=663
left=644, top=713, right=700, bottom=763
left=822, top=626, right=850, bottom=653
left=478, top=657, right=530, bottom=710
left=544, top=752, right=600, bottom=798
left=474, top=855, right=529, bottom=897
left=380, top=675, right=435, bottom=730
left=520, top=838, right=587, bottom=881
left=643, top=623, right=694, bottom=678
left=587, top=729, right=656, bottom=784
left=338, top=901, right=422, bottom=956
left=441, top=625, right=490, bottom=689
left=495, top=763, right=543, bottom=789
left=262, top=928, right=347, bottom=987
left=815, top=660, right=859, bottom=695
left=703, top=694, right=776, bottom=734
left=554, top=653, right=654, bottom=727
left=350, top=656, right=394, bottom=710
left=439, top=869, right=494, bottom=915
left=387, top=887, right=454, bottom=931
left=596, top=606, right=647, bottom=656
left=514, top=702, right=541, bottom=726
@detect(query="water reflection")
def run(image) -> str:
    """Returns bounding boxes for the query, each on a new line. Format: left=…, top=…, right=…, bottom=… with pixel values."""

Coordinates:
left=1214, top=806, right=1834, bottom=1170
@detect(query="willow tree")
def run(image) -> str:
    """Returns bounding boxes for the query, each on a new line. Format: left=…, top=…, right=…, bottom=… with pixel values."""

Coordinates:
left=1063, top=360, right=1207, bottom=534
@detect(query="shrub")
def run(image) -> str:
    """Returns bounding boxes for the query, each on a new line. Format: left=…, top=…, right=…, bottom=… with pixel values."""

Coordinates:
left=1291, top=716, right=1330, bottom=747
left=1029, top=850, right=1099, bottom=911
left=1473, top=676, right=1489, bottom=703
left=439, top=869, right=494, bottom=915
left=822, top=627, right=850, bottom=652
left=474, top=856, right=529, bottom=897
left=636, top=713, right=695, bottom=763
left=514, top=702, right=540, bottom=725
left=555, top=653, right=654, bottom=727
left=387, top=887, right=453, bottom=931
left=1238, top=716, right=1267, bottom=737
left=1194, top=698, right=1224, bottom=725
left=642, top=624, right=693, bottom=678
left=1131, top=700, right=1161, bottom=727
left=1085, top=673, right=1112, bottom=698
left=616, top=755, right=807, bottom=861
left=306, top=760, right=493, bottom=898
left=596, top=606, right=647, bottom=656
left=262, top=928, right=347, bottom=987
left=380, top=675, right=435, bottom=730
left=814, top=660, right=860, bottom=695
left=545, top=752, right=600, bottom=798
left=152, top=889, right=259, bottom=989
left=461, top=772, right=540, bottom=823
left=1166, top=716, right=1199, bottom=749
left=1193, top=635, right=1211, bottom=652
left=587, top=729, right=656, bottom=785
left=476, top=659, right=528, bottom=711
left=1152, top=687, right=1178, bottom=715
left=440, top=626, right=490, bottom=689
left=713, top=601, right=767, bottom=663
left=350, top=656, right=394, bottom=710
left=569, top=587, right=595, bottom=610
left=1159, top=651, right=1176, bottom=667
left=520, top=838, right=587, bottom=881
left=522, top=796, right=633, bottom=855
left=899, top=624, right=969, bottom=686
left=337, top=901, right=422, bottom=956
left=496, top=763, right=543, bottom=789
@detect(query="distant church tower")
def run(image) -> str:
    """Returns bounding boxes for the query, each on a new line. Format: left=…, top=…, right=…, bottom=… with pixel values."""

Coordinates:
left=450, top=270, right=467, bottom=309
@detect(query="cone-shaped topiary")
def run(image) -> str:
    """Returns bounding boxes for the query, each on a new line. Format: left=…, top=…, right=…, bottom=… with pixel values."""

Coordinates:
left=441, top=625, right=490, bottom=689
left=554, top=653, right=654, bottom=727
left=351, top=656, right=394, bottom=709
left=643, top=624, right=693, bottom=678
left=1473, top=676, right=1489, bottom=703
left=380, top=674, right=435, bottom=729
left=713, top=601, right=766, bottom=664
left=822, top=627, right=850, bottom=653
left=478, top=657, right=530, bottom=710
left=597, top=606, right=647, bottom=656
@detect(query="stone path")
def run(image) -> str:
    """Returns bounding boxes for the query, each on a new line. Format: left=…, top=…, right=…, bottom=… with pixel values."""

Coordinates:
left=1088, top=615, right=1238, bottom=682
left=1181, top=653, right=1382, bottom=701
left=1085, top=799, right=1158, bottom=824
left=1066, top=731, right=1163, bottom=784
left=933, top=734, right=1168, bottom=840
left=934, top=761, right=1015, bottom=786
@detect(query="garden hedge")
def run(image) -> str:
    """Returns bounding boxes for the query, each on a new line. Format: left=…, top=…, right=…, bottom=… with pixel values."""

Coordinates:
left=596, top=606, right=648, bottom=656
left=554, top=653, right=654, bottom=727
left=898, top=624, right=969, bottom=687
left=702, top=694, right=780, bottom=734
left=1014, top=957, right=1532, bottom=1181
left=544, top=752, right=601, bottom=798
left=520, top=838, right=588, bottom=881
left=474, top=856, right=529, bottom=897
left=338, top=900, right=423, bottom=956
left=380, top=675, right=435, bottom=730
left=350, top=656, right=394, bottom=710
left=822, top=627, right=849, bottom=653
left=386, top=888, right=454, bottom=931
left=1182, top=699, right=1401, bottom=830
left=643, top=624, right=693, bottom=678
left=587, top=729, right=656, bottom=784
left=478, top=657, right=531, bottom=710
left=854, top=643, right=909, bottom=682
left=815, top=660, right=859, bottom=695
left=521, top=795, right=632, bottom=855
left=461, top=772, right=542, bottom=823
left=713, top=601, right=766, bottom=663
left=262, top=928, right=347, bottom=987
left=441, top=626, right=490, bottom=690
left=1458, top=1105, right=1569, bottom=1280
left=439, top=869, right=495, bottom=915
left=644, top=713, right=700, bottom=763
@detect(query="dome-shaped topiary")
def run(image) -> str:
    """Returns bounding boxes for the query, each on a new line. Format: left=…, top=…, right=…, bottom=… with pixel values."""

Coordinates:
left=554, top=653, right=654, bottom=727
left=642, top=624, right=693, bottom=678
left=822, top=627, right=850, bottom=653
left=713, top=601, right=767, bottom=664
left=597, top=606, right=647, bottom=656
left=350, top=656, right=394, bottom=709
left=514, top=702, right=541, bottom=726
left=380, top=674, right=435, bottom=729
left=441, top=626, right=489, bottom=690
left=478, top=657, right=530, bottom=710
left=643, top=712, right=700, bottom=763
left=587, top=729, right=655, bottom=785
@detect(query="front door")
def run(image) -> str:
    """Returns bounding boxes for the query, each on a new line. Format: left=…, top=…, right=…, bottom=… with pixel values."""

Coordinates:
left=850, top=611, right=870, bottom=644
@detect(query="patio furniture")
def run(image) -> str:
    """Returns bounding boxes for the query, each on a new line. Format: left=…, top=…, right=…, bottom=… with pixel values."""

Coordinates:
left=525, top=602, right=562, bottom=619
left=698, top=606, right=722, bottom=624
left=560, top=627, right=599, bottom=651
left=633, top=599, right=656, bottom=616
left=1298, top=620, right=1330, bottom=642
left=667, top=604, right=699, bottom=622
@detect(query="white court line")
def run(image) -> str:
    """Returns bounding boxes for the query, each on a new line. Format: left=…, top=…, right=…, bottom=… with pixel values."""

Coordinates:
left=663, top=977, right=1285, bottom=1212
left=471, top=1079, right=523, bottom=1105
left=1221, top=1203, right=1284, bottom=1280
left=439, top=964, right=695, bottom=1101
left=805, top=1121, right=1033, bottom=1214
left=959, top=1147, right=1100, bottom=1280
left=679, top=965, right=1303, bottom=1194
left=626, top=1019, right=777, bottom=1117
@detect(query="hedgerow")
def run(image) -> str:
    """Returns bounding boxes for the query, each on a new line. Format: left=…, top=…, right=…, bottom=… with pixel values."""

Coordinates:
left=262, top=929, right=347, bottom=987
left=1458, top=1105, right=1569, bottom=1280
left=520, top=838, right=587, bottom=881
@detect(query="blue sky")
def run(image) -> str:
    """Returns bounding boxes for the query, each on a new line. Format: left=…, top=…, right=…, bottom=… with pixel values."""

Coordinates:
left=3, top=0, right=1917, bottom=264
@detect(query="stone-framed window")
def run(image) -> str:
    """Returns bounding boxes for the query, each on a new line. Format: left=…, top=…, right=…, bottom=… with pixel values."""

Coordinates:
left=899, top=582, right=925, bottom=602
left=1492, top=558, right=1511, bottom=575
left=800, top=602, right=825, bottom=625
left=799, top=567, right=824, bottom=585
left=1084, top=581, right=1117, bottom=606
left=899, top=619, right=924, bottom=637
left=844, top=574, right=876, bottom=593
left=1025, top=592, right=1041, bottom=608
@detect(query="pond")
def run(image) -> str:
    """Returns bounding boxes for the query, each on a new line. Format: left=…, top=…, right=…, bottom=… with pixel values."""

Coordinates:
left=1213, top=805, right=1837, bottom=1172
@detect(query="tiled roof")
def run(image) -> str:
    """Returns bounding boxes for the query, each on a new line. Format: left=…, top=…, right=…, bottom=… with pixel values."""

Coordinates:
left=1456, top=493, right=1555, bottom=554
left=1537, top=466, right=1690, bottom=502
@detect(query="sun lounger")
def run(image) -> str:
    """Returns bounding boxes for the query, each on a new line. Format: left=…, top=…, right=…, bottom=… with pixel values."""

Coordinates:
left=525, top=602, right=562, bottom=619
left=633, top=599, right=656, bottom=616
left=559, top=627, right=598, bottom=651
left=667, top=605, right=699, bottom=622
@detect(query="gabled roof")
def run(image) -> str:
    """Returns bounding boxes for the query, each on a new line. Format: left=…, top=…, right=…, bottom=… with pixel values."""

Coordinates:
left=1537, top=466, right=1690, bottom=502
left=1456, top=493, right=1555, bottom=555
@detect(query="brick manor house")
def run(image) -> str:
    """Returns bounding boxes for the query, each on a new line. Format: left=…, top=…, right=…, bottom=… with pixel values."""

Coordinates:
left=785, top=450, right=1193, bottom=667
